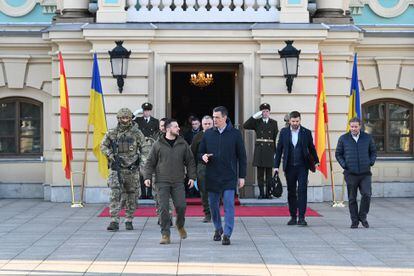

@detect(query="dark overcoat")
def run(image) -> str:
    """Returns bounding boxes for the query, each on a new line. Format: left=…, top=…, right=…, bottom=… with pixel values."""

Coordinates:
left=243, top=117, right=278, bottom=168
left=134, top=116, right=159, bottom=138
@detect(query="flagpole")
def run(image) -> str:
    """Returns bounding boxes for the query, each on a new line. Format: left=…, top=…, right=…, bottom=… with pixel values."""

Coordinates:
left=324, top=122, right=337, bottom=205
left=80, top=123, right=91, bottom=205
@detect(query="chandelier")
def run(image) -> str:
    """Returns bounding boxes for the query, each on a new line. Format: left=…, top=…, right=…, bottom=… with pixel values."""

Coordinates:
left=190, top=71, right=213, bottom=88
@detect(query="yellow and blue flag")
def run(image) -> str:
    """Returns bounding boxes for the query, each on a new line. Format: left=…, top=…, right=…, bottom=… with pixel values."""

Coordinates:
left=347, top=53, right=361, bottom=131
left=88, top=53, right=109, bottom=179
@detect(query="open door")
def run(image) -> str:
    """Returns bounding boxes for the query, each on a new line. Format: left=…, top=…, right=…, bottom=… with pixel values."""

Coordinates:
left=166, top=63, right=172, bottom=118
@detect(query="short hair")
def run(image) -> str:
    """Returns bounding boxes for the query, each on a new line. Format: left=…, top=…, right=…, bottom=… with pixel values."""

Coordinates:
left=213, top=106, right=228, bottom=117
left=164, top=118, right=177, bottom=129
left=191, top=117, right=200, bottom=123
left=349, top=117, right=362, bottom=125
left=160, top=117, right=167, bottom=123
left=202, top=115, right=213, bottom=121
left=289, top=111, right=301, bottom=119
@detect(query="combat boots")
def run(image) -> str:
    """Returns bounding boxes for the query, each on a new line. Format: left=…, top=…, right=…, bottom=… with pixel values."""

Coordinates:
left=160, top=234, right=171, bottom=244
left=107, top=221, right=119, bottom=231
left=177, top=227, right=187, bottom=239
left=125, top=221, right=133, bottom=230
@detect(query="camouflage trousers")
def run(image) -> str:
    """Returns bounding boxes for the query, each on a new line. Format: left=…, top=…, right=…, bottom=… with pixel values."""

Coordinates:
left=108, top=168, right=140, bottom=223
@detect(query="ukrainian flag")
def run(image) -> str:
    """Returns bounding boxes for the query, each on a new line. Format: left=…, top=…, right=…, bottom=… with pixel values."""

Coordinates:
left=88, top=53, right=109, bottom=179
left=347, top=53, right=361, bottom=131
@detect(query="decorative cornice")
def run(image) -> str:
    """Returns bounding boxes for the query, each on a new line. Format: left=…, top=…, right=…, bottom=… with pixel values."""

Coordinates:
left=0, top=0, right=56, bottom=17
left=350, top=0, right=414, bottom=17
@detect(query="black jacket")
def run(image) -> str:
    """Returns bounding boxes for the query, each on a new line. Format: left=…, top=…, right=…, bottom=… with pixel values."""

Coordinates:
left=198, top=120, right=247, bottom=193
left=274, top=126, right=319, bottom=171
left=335, top=131, right=377, bottom=175
left=134, top=116, right=159, bottom=138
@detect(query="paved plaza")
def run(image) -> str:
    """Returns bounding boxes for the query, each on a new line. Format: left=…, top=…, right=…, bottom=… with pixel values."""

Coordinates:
left=0, top=198, right=413, bottom=275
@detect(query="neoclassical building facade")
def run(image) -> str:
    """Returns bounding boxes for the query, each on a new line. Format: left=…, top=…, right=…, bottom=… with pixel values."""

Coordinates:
left=0, top=0, right=413, bottom=202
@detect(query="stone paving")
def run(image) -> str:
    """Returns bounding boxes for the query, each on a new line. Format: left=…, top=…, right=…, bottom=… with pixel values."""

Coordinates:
left=0, top=198, right=413, bottom=275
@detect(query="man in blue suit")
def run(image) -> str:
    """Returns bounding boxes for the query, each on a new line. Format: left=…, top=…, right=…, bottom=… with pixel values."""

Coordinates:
left=274, top=111, right=319, bottom=226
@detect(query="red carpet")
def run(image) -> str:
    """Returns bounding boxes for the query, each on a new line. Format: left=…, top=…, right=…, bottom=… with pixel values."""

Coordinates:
left=186, top=197, right=240, bottom=206
left=98, top=205, right=321, bottom=217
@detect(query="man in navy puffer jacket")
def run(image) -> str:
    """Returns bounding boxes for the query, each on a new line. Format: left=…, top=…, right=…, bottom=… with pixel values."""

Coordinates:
left=336, top=117, right=377, bottom=229
left=199, top=106, right=247, bottom=246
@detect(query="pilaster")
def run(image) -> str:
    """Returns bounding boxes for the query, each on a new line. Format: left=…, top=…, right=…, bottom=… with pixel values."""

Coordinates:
left=279, top=0, right=310, bottom=23
left=96, top=0, right=127, bottom=23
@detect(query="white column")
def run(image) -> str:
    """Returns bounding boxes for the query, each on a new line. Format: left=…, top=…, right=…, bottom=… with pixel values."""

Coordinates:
left=97, top=0, right=127, bottom=23
left=279, top=0, right=309, bottom=23
left=55, top=0, right=92, bottom=21
left=313, top=0, right=351, bottom=24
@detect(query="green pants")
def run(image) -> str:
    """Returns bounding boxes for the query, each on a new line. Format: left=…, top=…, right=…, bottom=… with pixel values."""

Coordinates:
left=157, top=182, right=186, bottom=236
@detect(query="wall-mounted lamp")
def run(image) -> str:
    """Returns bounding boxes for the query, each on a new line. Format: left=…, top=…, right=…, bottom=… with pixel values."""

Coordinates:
left=108, top=41, right=131, bottom=93
left=278, top=40, right=301, bottom=93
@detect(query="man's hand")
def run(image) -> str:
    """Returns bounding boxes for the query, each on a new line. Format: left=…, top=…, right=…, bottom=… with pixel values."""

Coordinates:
left=253, top=111, right=262, bottom=119
left=108, top=154, right=115, bottom=163
left=315, top=163, right=320, bottom=168
left=238, top=178, right=245, bottom=189
left=188, top=179, right=194, bottom=188
left=144, top=179, right=151, bottom=187
left=273, top=168, right=279, bottom=174
left=202, top=153, right=213, bottom=163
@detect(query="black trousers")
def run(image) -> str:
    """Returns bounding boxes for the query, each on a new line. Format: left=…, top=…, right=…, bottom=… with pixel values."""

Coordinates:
left=257, top=167, right=272, bottom=193
left=344, top=174, right=372, bottom=223
left=285, top=165, right=309, bottom=219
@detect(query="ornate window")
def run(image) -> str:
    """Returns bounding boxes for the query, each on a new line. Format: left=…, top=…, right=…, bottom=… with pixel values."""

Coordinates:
left=0, top=98, right=43, bottom=156
left=363, top=99, right=412, bottom=157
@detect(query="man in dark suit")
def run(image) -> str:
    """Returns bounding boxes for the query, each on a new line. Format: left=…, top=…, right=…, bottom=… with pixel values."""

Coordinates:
left=335, top=117, right=377, bottom=229
left=133, top=102, right=159, bottom=199
left=274, top=111, right=319, bottom=226
left=243, top=103, right=278, bottom=199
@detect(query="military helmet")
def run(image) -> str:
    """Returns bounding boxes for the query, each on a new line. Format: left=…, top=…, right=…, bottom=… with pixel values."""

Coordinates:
left=116, top=108, right=133, bottom=119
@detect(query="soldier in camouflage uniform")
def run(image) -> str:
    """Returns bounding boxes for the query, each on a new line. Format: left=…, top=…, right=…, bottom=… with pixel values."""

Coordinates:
left=101, top=108, right=146, bottom=231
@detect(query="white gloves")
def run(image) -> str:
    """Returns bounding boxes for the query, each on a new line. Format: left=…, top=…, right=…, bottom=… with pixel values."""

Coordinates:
left=253, top=111, right=262, bottom=119
left=133, top=108, right=143, bottom=117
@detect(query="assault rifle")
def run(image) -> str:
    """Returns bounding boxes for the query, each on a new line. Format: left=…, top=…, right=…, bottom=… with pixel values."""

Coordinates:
left=110, top=140, right=124, bottom=189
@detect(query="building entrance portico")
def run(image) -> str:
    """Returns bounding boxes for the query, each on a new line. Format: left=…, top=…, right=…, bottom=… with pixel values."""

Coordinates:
left=167, top=63, right=240, bottom=128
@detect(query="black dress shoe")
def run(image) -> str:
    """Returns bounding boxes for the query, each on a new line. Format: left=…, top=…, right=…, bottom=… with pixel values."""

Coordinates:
left=213, top=229, right=223, bottom=241
left=287, top=217, right=297, bottom=225
left=350, top=221, right=359, bottom=228
left=360, top=220, right=369, bottom=228
left=222, top=235, right=231, bottom=245
left=258, top=195, right=265, bottom=199
left=297, top=218, right=308, bottom=226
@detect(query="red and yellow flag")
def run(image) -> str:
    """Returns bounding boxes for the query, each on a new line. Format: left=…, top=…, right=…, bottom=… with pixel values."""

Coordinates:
left=58, top=52, right=73, bottom=179
left=314, top=52, right=328, bottom=179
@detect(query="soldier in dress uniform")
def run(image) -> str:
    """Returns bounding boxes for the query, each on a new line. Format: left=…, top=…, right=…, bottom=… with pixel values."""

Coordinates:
left=101, top=108, right=146, bottom=231
left=243, top=103, right=279, bottom=199
left=133, top=102, right=159, bottom=199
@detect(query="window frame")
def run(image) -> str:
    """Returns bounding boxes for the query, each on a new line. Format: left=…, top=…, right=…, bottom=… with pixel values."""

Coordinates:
left=0, top=97, right=43, bottom=157
left=362, top=98, right=413, bottom=157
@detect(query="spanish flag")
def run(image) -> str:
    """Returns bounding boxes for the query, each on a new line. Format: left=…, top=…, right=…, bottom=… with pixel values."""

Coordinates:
left=59, top=52, right=73, bottom=179
left=314, top=52, right=328, bottom=179
left=347, top=53, right=361, bottom=131
left=88, top=53, right=109, bottom=179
